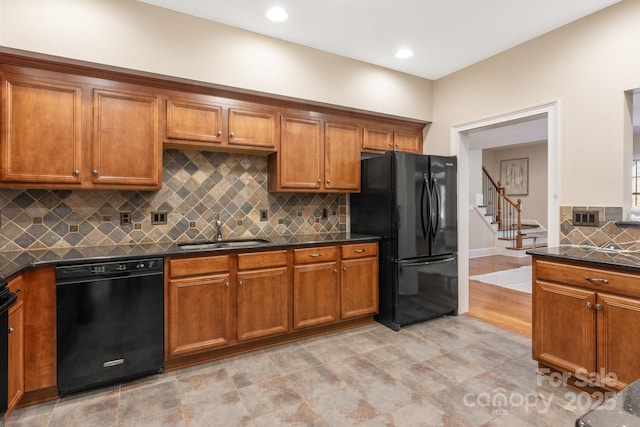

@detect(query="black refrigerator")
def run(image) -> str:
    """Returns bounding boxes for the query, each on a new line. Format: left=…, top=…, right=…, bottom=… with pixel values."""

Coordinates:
left=351, top=151, right=458, bottom=330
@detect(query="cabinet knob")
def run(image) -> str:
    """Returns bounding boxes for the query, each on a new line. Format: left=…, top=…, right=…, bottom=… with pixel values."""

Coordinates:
left=326, top=179, right=331, bottom=184
left=72, top=169, right=80, bottom=176
left=586, top=302, right=593, bottom=309
left=225, top=281, right=230, bottom=288
left=395, top=144, right=399, bottom=148
left=92, top=170, right=98, bottom=176
left=229, top=132, right=235, bottom=138
left=388, top=143, right=393, bottom=147
left=333, top=269, right=337, bottom=273
left=238, top=280, right=244, bottom=286
left=8, top=327, right=14, bottom=334
left=343, top=267, right=347, bottom=271
left=14, top=289, right=20, bottom=295
left=595, top=303, right=603, bottom=311
left=317, top=179, right=322, bottom=183
left=217, top=131, right=222, bottom=137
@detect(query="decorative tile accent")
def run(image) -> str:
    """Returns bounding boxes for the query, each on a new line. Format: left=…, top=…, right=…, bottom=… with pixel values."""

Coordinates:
left=558, top=205, right=640, bottom=249
left=0, top=150, right=346, bottom=251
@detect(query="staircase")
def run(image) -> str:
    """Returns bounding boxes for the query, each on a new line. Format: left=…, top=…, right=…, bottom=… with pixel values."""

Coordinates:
left=476, top=167, right=547, bottom=255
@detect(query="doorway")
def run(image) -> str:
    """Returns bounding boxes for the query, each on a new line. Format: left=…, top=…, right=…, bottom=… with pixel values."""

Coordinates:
left=450, top=102, right=560, bottom=315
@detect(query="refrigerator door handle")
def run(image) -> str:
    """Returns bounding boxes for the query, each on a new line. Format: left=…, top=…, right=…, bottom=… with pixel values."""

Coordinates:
left=397, top=256, right=455, bottom=267
left=420, top=173, right=430, bottom=239
left=430, top=174, right=440, bottom=239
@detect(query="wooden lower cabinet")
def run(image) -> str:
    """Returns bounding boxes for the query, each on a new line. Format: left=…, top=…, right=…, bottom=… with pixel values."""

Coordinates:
left=340, top=243, right=379, bottom=319
left=7, top=275, right=24, bottom=416
left=167, top=255, right=231, bottom=357
left=293, top=259, right=339, bottom=330
left=532, top=257, right=640, bottom=391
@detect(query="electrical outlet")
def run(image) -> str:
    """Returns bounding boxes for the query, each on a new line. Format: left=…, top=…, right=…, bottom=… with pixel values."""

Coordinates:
left=321, top=208, right=328, bottom=219
left=573, top=209, right=599, bottom=226
left=260, top=210, right=268, bottom=221
left=189, top=221, right=196, bottom=228
left=120, top=212, right=131, bottom=225
left=151, top=211, right=167, bottom=225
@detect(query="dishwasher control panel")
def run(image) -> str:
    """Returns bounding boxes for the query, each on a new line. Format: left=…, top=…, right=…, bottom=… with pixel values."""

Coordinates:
left=56, top=257, right=163, bottom=283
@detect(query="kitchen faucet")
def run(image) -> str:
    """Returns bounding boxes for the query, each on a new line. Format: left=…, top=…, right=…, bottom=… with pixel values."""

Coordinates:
left=215, top=220, right=223, bottom=241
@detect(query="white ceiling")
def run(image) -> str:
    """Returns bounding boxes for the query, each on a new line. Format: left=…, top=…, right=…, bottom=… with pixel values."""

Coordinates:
left=137, top=0, right=620, bottom=80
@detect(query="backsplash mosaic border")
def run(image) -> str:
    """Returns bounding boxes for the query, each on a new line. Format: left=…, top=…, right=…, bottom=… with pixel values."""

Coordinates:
left=0, top=150, right=346, bottom=252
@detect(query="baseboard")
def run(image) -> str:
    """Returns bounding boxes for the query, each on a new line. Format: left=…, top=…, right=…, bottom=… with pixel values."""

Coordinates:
left=469, top=247, right=498, bottom=258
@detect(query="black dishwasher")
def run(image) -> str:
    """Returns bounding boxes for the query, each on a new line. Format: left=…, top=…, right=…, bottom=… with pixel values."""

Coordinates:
left=56, top=258, right=164, bottom=396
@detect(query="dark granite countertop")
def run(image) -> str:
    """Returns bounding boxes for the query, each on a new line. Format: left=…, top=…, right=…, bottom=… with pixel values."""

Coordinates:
left=0, top=233, right=380, bottom=281
left=526, top=245, right=640, bottom=272
left=576, top=378, right=640, bottom=426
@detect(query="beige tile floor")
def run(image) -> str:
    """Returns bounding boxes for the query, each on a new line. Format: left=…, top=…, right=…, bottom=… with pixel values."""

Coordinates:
left=4, top=316, right=589, bottom=426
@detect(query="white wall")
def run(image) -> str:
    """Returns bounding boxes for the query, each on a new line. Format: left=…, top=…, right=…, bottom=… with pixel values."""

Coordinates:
left=0, top=0, right=433, bottom=122
left=483, top=142, right=548, bottom=227
left=429, top=0, right=640, bottom=210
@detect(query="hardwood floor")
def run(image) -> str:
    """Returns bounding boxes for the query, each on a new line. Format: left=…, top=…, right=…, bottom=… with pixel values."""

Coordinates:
left=467, top=255, right=532, bottom=338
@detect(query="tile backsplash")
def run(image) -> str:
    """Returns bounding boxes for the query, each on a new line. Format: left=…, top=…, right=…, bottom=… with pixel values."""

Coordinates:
left=0, top=150, right=346, bottom=252
left=560, top=205, right=640, bottom=250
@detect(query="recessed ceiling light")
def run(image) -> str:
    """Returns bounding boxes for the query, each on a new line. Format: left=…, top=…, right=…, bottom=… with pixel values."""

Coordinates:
left=395, top=48, right=414, bottom=59
left=266, top=7, right=288, bottom=22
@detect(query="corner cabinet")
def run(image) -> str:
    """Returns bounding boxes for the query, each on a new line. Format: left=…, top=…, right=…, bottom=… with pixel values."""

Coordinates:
left=532, top=257, right=640, bottom=391
left=267, top=116, right=361, bottom=192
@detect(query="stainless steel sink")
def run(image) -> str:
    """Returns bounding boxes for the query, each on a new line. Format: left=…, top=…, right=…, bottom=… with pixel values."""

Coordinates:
left=178, top=238, right=270, bottom=250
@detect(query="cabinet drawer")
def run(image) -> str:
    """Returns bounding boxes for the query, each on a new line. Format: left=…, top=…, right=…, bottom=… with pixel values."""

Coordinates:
left=169, top=255, right=229, bottom=278
left=341, top=242, right=378, bottom=260
left=294, top=246, right=338, bottom=264
left=535, top=259, right=640, bottom=298
left=238, top=250, right=287, bottom=270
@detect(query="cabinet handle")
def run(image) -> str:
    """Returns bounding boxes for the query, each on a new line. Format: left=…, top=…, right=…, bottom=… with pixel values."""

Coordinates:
left=586, top=302, right=593, bottom=309
left=14, top=289, right=20, bottom=295
left=309, top=253, right=322, bottom=258
left=595, top=303, right=603, bottom=310
left=217, top=131, right=222, bottom=137
left=238, top=280, right=244, bottom=286
left=92, top=170, right=98, bottom=176
left=72, top=169, right=80, bottom=176
left=584, top=276, right=609, bottom=285
left=229, top=132, right=235, bottom=138
left=8, top=327, right=13, bottom=334
left=354, top=249, right=365, bottom=253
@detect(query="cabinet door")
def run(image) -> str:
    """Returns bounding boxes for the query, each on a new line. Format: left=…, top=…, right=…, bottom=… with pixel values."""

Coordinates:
left=394, top=131, right=421, bottom=153
left=168, top=273, right=231, bottom=357
left=7, top=298, right=24, bottom=413
left=363, top=127, right=393, bottom=152
left=166, top=99, right=223, bottom=143
left=597, top=292, right=640, bottom=390
left=340, top=257, right=378, bottom=319
left=1, top=75, right=82, bottom=185
left=293, top=262, right=338, bottom=329
left=93, top=88, right=161, bottom=188
left=228, top=108, right=276, bottom=149
left=324, top=122, right=361, bottom=191
left=237, top=267, right=288, bottom=341
left=532, top=281, right=596, bottom=376
left=278, top=116, right=322, bottom=189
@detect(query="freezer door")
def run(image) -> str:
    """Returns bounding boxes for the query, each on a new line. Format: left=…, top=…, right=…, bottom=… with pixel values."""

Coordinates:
left=428, top=156, right=458, bottom=256
left=393, top=255, right=458, bottom=328
left=394, top=152, right=430, bottom=259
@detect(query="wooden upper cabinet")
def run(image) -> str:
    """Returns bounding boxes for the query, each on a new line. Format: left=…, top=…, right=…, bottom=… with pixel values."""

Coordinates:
left=228, top=108, right=276, bottom=149
left=324, top=122, right=361, bottom=191
left=268, top=116, right=361, bottom=192
left=394, top=131, right=421, bottom=153
left=93, top=88, right=161, bottom=189
left=164, top=98, right=277, bottom=153
left=363, top=127, right=393, bottom=152
left=166, top=99, right=223, bottom=143
left=362, top=127, right=422, bottom=154
left=0, top=75, right=83, bottom=185
left=270, top=115, right=323, bottom=191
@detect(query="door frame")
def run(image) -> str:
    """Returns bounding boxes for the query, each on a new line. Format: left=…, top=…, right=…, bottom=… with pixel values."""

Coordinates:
left=450, top=101, right=560, bottom=313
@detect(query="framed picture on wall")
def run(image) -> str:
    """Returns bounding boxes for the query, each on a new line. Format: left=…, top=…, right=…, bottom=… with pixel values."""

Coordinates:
left=500, top=158, right=528, bottom=196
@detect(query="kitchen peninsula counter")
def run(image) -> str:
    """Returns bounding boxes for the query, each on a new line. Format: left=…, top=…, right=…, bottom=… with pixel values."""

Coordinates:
left=527, top=245, right=640, bottom=271
left=0, top=232, right=380, bottom=280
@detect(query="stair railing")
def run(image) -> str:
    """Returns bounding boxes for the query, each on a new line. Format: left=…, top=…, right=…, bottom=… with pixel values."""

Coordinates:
left=481, top=167, right=523, bottom=249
